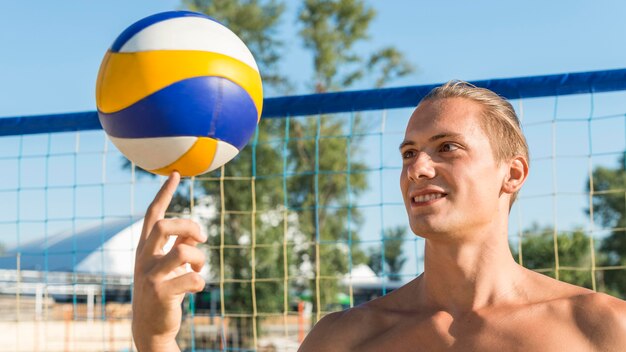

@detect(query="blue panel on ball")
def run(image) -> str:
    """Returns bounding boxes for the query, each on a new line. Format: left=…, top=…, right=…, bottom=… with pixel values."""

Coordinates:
left=111, top=11, right=222, bottom=52
left=99, top=76, right=258, bottom=150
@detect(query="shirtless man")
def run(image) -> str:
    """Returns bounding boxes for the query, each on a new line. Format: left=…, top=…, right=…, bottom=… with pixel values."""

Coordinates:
left=131, top=82, right=626, bottom=351
left=299, top=82, right=626, bottom=351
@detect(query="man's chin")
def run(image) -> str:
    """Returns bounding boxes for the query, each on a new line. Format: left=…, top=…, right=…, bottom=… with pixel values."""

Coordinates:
left=409, top=220, right=454, bottom=239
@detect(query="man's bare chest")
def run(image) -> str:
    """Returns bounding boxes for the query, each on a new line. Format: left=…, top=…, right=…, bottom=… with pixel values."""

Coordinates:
left=350, top=311, right=592, bottom=352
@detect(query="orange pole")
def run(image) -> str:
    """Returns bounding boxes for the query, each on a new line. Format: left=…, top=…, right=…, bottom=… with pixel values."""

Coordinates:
left=64, top=306, right=72, bottom=352
left=298, top=301, right=305, bottom=343
left=109, top=318, right=115, bottom=351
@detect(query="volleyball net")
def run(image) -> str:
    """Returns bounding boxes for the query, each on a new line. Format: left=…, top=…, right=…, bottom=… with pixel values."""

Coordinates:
left=0, top=68, right=625, bottom=351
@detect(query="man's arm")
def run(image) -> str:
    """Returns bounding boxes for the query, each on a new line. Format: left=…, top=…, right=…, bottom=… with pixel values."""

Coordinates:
left=132, top=172, right=207, bottom=352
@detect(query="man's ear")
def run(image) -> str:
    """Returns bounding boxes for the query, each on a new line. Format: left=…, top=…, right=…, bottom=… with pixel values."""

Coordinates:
left=502, top=156, right=528, bottom=194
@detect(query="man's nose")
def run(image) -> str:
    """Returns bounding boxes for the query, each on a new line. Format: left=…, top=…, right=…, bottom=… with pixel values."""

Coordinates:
left=407, top=152, right=435, bottom=181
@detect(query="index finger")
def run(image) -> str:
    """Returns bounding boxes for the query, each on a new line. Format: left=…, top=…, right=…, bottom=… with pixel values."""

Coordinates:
left=139, top=171, right=181, bottom=248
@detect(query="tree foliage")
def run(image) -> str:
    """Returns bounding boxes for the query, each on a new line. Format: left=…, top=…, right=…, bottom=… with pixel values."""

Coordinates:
left=589, top=155, right=626, bottom=297
left=511, top=223, right=594, bottom=289
left=368, top=226, right=408, bottom=281
left=299, top=0, right=414, bottom=92
left=285, top=113, right=369, bottom=314
left=292, top=0, right=413, bottom=321
left=590, top=155, right=626, bottom=229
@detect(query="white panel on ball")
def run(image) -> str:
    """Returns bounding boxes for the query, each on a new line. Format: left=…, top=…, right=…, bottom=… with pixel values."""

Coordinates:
left=119, top=17, right=259, bottom=72
left=205, top=141, right=239, bottom=173
left=109, top=135, right=197, bottom=170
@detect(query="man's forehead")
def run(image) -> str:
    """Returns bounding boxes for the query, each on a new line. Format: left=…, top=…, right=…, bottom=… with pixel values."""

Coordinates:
left=403, top=98, right=488, bottom=144
left=408, top=98, right=483, bottom=130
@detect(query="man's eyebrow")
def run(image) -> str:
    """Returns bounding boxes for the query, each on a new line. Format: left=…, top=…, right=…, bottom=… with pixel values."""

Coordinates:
left=428, top=132, right=463, bottom=142
left=398, top=140, right=415, bottom=151
left=398, top=133, right=463, bottom=151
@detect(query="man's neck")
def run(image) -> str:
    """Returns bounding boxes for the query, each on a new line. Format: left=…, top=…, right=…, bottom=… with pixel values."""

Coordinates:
left=417, top=230, right=526, bottom=315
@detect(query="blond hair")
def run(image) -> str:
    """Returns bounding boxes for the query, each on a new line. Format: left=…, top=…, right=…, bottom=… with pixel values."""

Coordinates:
left=422, top=80, right=529, bottom=207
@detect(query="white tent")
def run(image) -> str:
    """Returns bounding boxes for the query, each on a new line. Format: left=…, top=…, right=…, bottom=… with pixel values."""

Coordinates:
left=342, top=263, right=406, bottom=290
left=343, top=264, right=380, bottom=285
left=0, top=215, right=212, bottom=315
left=0, top=217, right=144, bottom=277
left=0, top=216, right=209, bottom=278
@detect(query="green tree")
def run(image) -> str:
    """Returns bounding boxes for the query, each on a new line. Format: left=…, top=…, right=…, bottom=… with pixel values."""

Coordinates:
left=293, top=0, right=414, bottom=323
left=368, top=226, right=408, bottom=281
left=589, top=155, right=626, bottom=298
left=511, top=223, right=594, bottom=289
left=299, top=0, right=414, bottom=92
left=285, top=110, right=369, bottom=318
left=202, top=121, right=289, bottom=347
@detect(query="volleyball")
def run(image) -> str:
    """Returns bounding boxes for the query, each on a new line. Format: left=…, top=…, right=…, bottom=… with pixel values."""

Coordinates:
left=95, top=11, right=263, bottom=177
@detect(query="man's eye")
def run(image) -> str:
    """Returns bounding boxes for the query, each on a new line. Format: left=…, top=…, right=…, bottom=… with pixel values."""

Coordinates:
left=402, top=150, right=416, bottom=159
left=440, top=143, right=459, bottom=152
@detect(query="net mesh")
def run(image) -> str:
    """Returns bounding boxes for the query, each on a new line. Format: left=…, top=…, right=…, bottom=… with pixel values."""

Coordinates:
left=0, top=70, right=624, bottom=351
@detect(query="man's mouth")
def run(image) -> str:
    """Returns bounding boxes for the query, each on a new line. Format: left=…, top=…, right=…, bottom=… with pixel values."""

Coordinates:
left=412, top=193, right=446, bottom=205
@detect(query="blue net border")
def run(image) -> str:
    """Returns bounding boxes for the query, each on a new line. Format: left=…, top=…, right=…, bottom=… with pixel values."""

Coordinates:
left=2, top=68, right=626, bottom=136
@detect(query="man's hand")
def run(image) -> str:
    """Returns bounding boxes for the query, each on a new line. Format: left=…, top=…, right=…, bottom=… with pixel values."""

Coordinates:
left=132, top=171, right=207, bottom=352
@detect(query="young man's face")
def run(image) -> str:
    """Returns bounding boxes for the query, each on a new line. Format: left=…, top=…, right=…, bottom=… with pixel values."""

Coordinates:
left=399, top=97, right=509, bottom=242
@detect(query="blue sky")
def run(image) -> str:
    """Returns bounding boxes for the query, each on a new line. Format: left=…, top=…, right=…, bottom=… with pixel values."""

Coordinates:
left=0, top=1, right=625, bottom=275
left=2, top=0, right=626, bottom=116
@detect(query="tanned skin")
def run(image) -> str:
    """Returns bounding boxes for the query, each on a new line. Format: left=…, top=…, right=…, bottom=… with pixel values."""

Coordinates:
left=130, top=97, right=626, bottom=351
left=298, top=97, right=626, bottom=352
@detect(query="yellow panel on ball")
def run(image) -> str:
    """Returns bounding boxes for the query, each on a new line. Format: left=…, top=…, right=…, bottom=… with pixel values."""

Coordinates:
left=150, top=137, right=218, bottom=176
left=96, top=50, right=263, bottom=116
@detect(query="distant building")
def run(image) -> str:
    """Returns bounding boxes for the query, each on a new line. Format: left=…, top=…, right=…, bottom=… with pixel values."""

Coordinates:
left=0, top=217, right=142, bottom=275
left=0, top=216, right=209, bottom=304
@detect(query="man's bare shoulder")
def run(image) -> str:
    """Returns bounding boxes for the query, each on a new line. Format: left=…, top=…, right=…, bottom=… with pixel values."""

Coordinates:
left=566, top=291, right=626, bottom=350
left=527, top=273, right=626, bottom=330
left=526, top=270, right=626, bottom=350
left=297, top=305, right=373, bottom=352
left=298, top=285, right=417, bottom=352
